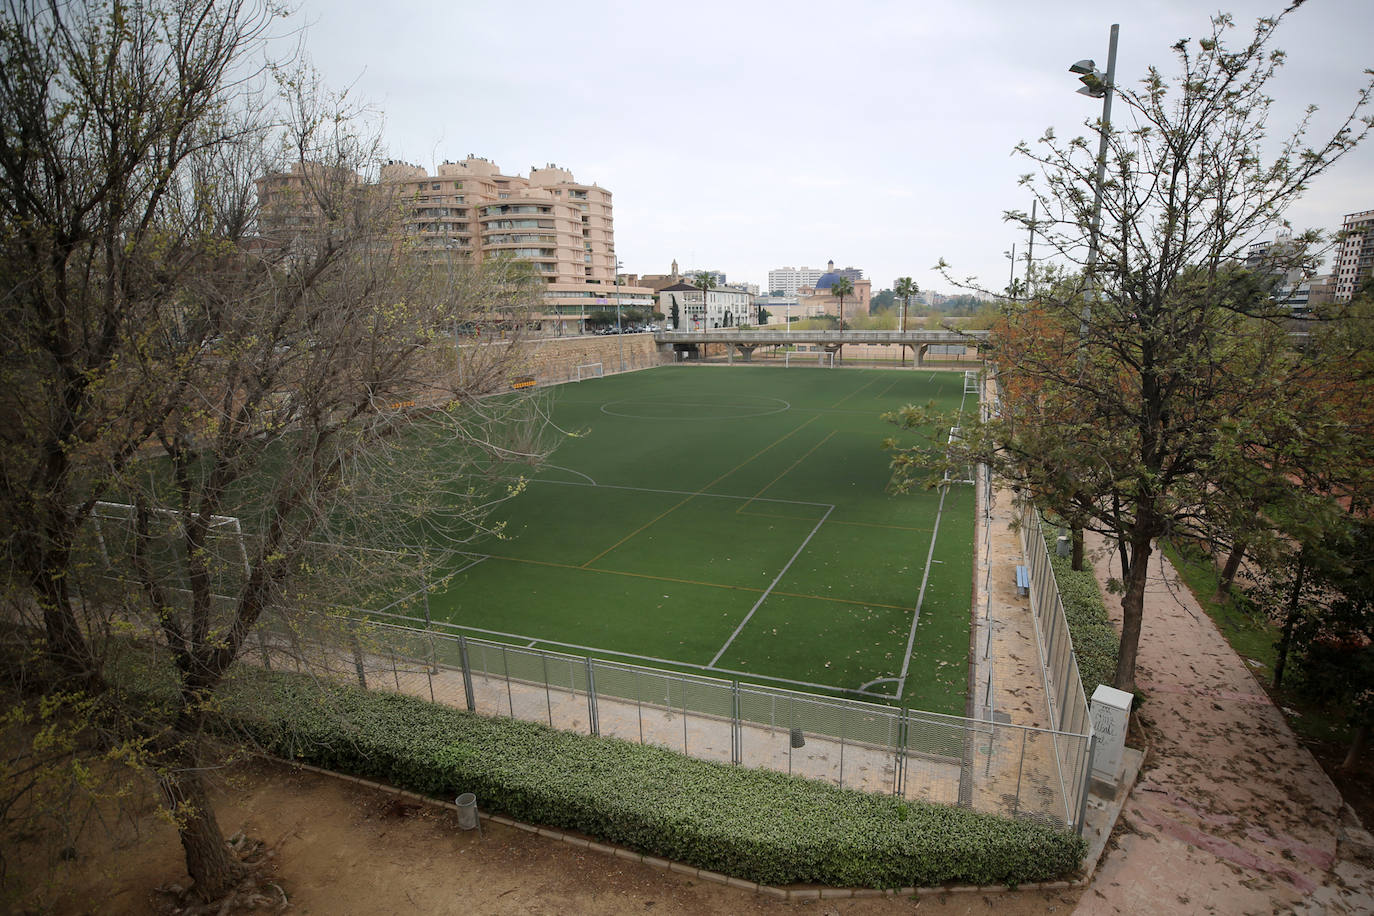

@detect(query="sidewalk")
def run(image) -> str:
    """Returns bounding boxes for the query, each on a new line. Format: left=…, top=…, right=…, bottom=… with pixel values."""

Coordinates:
left=1075, top=532, right=1374, bottom=914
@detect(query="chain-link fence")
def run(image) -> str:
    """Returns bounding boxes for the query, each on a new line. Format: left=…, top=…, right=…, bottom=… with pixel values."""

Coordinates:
left=1019, top=504, right=1096, bottom=829
left=253, top=612, right=1094, bottom=833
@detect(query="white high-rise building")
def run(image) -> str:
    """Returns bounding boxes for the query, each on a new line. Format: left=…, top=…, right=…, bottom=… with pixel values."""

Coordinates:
left=767, top=266, right=825, bottom=297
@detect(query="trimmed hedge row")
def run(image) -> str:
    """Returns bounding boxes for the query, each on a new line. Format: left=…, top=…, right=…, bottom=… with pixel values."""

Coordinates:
left=1047, top=551, right=1119, bottom=695
left=220, top=670, right=1084, bottom=888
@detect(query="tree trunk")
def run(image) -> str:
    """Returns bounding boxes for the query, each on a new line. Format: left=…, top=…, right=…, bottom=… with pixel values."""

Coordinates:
left=1212, top=541, right=1246, bottom=604
left=1112, top=495, right=1130, bottom=581
left=1071, top=526, right=1085, bottom=571
left=1113, top=534, right=1154, bottom=695
left=160, top=742, right=239, bottom=901
left=1341, top=723, right=1368, bottom=772
left=1272, top=552, right=1307, bottom=690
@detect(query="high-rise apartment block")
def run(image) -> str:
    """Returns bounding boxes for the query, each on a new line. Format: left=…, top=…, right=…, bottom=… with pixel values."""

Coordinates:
left=1333, top=209, right=1374, bottom=303
left=767, top=266, right=825, bottom=297
left=256, top=156, right=651, bottom=332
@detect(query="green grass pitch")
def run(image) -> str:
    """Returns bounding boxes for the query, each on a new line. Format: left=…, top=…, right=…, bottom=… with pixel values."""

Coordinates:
left=425, top=365, right=976, bottom=715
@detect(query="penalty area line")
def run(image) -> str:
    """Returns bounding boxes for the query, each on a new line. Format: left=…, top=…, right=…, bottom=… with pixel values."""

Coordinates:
left=707, top=504, right=834, bottom=668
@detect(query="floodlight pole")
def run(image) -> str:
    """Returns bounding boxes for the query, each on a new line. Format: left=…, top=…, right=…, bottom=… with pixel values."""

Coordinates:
left=1080, top=24, right=1119, bottom=348
left=614, top=256, right=624, bottom=372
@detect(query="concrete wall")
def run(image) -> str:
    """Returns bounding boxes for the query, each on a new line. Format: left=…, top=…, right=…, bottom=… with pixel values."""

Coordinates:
left=513, top=333, right=671, bottom=384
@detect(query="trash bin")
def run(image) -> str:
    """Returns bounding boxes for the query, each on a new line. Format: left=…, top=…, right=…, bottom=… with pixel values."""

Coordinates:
left=455, top=792, right=480, bottom=831
left=790, top=727, right=806, bottom=749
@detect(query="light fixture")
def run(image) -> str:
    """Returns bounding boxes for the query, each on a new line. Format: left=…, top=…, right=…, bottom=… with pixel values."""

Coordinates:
left=1070, top=58, right=1107, bottom=98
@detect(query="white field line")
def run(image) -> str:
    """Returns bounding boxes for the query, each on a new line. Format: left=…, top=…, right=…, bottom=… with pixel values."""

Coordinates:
left=894, top=381, right=973, bottom=698
left=894, top=480, right=952, bottom=697
left=707, top=505, right=834, bottom=668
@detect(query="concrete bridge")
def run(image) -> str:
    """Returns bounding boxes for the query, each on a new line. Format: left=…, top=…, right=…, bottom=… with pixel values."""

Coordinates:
left=654, top=329, right=989, bottom=365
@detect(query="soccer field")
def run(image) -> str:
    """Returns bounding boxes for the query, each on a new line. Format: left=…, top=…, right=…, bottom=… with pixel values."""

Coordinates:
left=423, top=365, right=977, bottom=715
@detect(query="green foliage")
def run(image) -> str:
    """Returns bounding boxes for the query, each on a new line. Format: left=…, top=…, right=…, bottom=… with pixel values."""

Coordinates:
left=1047, top=551, right=1118, bottom=696
left=221, top=670, right=1085, bottom=888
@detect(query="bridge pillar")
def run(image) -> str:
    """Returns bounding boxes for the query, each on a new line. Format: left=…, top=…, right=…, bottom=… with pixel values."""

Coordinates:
left=734, top=344, right=757, bottom=362
left=915, top=344, right=929, bottom=366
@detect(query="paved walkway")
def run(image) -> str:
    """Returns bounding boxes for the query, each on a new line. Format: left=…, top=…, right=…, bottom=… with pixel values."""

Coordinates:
left=1074, top=532, right=1374, bottom=915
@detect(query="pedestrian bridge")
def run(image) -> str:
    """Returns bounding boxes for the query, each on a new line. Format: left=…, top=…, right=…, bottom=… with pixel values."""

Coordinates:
left=653, top=329, right=989, bottom=365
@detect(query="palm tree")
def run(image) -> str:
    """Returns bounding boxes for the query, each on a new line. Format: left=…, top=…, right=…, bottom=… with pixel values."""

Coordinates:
left=692, top=271, right=716, bottom=330
left=894, top=276, right=919, bottom=366
left=831, top=276, right=854, bottom=332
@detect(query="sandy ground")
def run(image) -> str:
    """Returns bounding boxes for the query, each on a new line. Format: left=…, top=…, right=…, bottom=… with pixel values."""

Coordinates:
left=1074, top=533, right=1374, bottom=916
left=9, top=757, right=1083, bottom=916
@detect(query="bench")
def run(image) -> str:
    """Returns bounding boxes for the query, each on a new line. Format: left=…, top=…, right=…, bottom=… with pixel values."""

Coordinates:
left=1014, top=565, right=1030, bottom=598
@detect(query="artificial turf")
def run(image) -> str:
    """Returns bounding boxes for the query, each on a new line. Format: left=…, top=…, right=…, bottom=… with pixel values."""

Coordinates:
left=424, top=365, right=976, bottom=715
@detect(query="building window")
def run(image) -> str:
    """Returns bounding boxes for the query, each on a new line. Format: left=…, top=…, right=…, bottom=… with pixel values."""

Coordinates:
left=454, top=182, right=462, bottom=189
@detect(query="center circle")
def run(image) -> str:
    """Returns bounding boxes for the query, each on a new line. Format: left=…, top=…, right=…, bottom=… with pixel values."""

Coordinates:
left=600, top=395, right=791, bottom=420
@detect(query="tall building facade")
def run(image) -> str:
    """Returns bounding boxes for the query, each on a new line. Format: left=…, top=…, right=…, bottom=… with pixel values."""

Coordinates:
left=767, top=266, right=825, bottom=297
left=1333, top=209, right=1374, bottom=303
left=257, top=156, right=651, bottom=333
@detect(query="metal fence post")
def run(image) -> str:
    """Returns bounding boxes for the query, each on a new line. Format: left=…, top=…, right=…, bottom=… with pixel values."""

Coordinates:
left=681, top=679, right=689, bottom=753
left=585, top=657, right=599, bottom=736
left=1013, top=728, right=1027, bottom=819
left=838, top=705, right=847, bottom=789
left=731, top=681, right=741, bottom=765
left=1075, top=733, right=1098, bottom=835
left=894, top=711, right=908, bottom=796
left=634, top=669, right=643, bottom=744
left=542, top=654, right=554, bottom=726
left=502, top=645, right=514, bottom=716
left=457, top=636, right=475, bottom=712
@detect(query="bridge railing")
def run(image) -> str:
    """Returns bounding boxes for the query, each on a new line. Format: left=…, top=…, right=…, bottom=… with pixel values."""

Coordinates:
left=655, top=330, right=987, bottom=344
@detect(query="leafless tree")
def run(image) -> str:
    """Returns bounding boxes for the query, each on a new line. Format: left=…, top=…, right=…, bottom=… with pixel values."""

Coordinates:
left=1, top=0, right=550, bottom=899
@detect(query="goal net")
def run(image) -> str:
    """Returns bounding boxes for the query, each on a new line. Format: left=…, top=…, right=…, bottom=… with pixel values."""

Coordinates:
left=85, top=500, right=251, bottom=575
left=784, top=350, right=835, bottom=368
left=944, top=427, right=976, bottom=485
left=575, top=362, right=604, bottom=381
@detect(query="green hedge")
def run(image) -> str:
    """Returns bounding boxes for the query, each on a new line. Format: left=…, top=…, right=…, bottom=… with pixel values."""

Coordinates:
left=1047, top=551, right=1119, bottom=695
left=220, top=670, right=1084, bottom=888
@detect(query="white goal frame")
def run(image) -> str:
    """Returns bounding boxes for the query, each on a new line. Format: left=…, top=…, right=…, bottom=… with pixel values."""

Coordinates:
left=86, top=500, right=251, bottom=574
left=575, top=362, right=604, bottom=381
left=784, top=350, right=835, bottom=368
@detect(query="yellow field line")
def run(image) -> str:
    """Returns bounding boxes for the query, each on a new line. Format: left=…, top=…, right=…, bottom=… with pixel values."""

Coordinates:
left=773, top=590, right=911, bottom=611
left=829, top=375, right=881, bottom=408
left=487, top=554, right=762, bottom=592
left=828, top=519, right=934, bottom=533
left=876, top=376, right=906, bottom=399
left=732, top=510, right=932, bottom=534
left=476, top=554, right=912, bottom=612
left=580, top=416, right=820, bottom=567
left=736, top=429, right=837, bottom=515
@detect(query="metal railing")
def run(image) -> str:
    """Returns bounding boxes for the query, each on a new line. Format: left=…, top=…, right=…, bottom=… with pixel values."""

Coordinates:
left=255, top=611, right=1093, bottom=832
left=1019, top=504, right=1096, bottom=829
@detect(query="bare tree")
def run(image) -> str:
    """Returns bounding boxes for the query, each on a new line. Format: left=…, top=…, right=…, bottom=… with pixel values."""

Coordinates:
left=1, top=0, right=550, bottom=900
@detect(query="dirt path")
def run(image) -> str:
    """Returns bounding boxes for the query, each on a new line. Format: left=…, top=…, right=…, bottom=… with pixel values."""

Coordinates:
left=13, top=757, right=1083, bottom=916
left=1075, top=533, right=1374, bottom=915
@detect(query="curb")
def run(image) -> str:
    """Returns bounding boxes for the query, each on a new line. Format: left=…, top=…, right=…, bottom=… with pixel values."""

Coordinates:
left=267, top=756, right=1090, bottom=900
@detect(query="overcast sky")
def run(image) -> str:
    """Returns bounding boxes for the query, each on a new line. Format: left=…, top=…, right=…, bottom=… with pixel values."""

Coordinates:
left=287, top=0, right=1374, bottom=295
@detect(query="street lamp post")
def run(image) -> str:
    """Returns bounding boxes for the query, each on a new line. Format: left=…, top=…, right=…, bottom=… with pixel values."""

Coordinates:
left=614, top=257, right=624, bottom=372
left=1070, top=23, right=1120, bottom=344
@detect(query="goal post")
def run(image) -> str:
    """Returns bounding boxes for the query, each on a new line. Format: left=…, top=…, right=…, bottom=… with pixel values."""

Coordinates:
left=783, top=350, right=835, bottom=368
left=575, top=362, right=604, bottom=382
left=85, top=500, right=251, bottom=574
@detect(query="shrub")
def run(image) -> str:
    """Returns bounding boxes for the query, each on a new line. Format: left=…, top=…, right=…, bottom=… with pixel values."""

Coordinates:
left=1047, top=551, right=1119, bottom=695
left=219, top=669, right=1084, bottom=888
